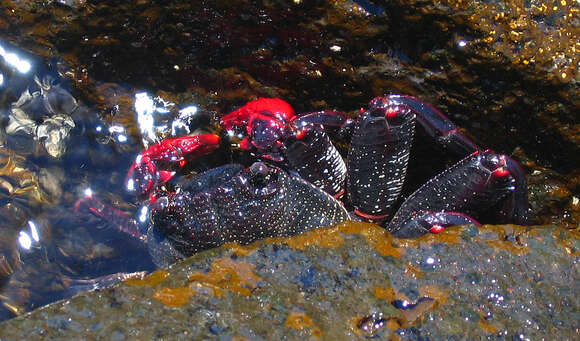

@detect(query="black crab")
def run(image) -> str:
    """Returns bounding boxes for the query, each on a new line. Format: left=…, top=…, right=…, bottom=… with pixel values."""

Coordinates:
left=78, top=95, right=529, bottom=266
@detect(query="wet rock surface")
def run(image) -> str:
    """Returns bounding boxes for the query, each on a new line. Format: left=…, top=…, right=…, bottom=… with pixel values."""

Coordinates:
left=0, top=222, right=578, bottom=339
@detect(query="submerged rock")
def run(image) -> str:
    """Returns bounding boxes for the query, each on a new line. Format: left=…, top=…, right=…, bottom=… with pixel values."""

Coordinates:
left=0, top=222, right=577, bottom=339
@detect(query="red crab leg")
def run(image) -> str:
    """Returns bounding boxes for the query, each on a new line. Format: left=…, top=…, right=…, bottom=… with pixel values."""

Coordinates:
left=494, top=154, right=529, bottom=223
left=347, top=94, right=519, bottom=222
left=74, top=196, right=146, bottom=242
left=386, top=149, right=529, bottom=237
left=386, top=94, right=480, bottom=155
left=280, top=110, right=352, bottom=197
left=390, top=211, right=482, bottom=237
left=291, top=110, right=351, bottom=130
left=220, top=98, right=296, bottom=156
left=126, top=134, right=221, bottom=198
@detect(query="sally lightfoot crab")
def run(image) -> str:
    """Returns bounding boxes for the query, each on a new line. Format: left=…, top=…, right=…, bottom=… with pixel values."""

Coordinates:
left=78, top=95, right=529, bottom=265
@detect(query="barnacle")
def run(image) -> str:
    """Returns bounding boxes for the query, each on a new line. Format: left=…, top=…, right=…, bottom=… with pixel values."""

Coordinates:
left=5, top=77, right=77, bottom=158
left=35, top=114, right=75, bottom=158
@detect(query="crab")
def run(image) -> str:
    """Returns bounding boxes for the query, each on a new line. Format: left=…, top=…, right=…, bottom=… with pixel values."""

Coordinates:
left=77, top=161, right=350, bottom=267
left=79, top=95, right=529, bottom=265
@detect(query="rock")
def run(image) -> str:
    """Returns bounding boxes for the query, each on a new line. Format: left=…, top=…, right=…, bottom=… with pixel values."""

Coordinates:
left=0, top=222, right=577, bottom=339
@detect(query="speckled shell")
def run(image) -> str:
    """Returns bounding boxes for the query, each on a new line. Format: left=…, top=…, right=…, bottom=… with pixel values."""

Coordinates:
left=147, top=164, right=349, bottom=267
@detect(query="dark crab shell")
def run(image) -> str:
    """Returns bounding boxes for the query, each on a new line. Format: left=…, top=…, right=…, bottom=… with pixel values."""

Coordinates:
left=146, top=163, right=349, bottom=267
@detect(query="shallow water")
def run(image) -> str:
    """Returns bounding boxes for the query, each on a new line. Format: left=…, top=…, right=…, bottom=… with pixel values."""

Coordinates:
left=0, top=0, right=578, bottom=329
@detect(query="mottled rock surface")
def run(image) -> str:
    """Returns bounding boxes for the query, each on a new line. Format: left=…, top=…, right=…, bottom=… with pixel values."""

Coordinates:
left=0, top=222, right=578, bottom=339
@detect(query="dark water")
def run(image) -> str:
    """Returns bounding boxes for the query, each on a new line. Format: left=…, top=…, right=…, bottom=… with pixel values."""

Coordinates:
left=0, top=0, right=578, bottom=323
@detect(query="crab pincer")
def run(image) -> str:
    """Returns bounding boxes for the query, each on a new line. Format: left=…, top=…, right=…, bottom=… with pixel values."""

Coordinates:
left=125, top=134, right=221, bottom=199
left=220, top=97, right=296, bottom=152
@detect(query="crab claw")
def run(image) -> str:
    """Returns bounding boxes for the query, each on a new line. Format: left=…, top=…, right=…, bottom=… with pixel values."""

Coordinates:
left=148, top=162, right=349, bottom=263
left=126, top=134, right=221, bottom=198
left=221, top=98, right=296, bottom=131
left=220, top=98, right=296, bottom=151
left=126, top=155, right=167, bottom=199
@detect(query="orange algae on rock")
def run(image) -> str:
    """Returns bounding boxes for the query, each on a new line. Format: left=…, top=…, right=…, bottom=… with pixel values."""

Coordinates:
left=336, top=221, right=404, bottom=257
left=385, top=318, right=402, bottom=332
left=400, top=298, right=438, bottom=325
left=375, top=284, right=447, bottom=307
left=224, top=242, right=259, bottom=257
left=125, top=270, right=169, bottom=287
left=152, top=286, right=195, bottom=307
left=126, top=270, right=194, bottom=307
left=554, top=229, right=580, bottom=257
left=478, top=224, right=529, bottom=235
left=284, top=312, right=323, bottom=338
left=405, top=263, right=424, bottom=279
left=476, top=225, right=530, bottom=256
left=377, top=285, right=446, bottom=326
left=373, top=286, right=396, bottom=302
left=374, top=285, right=448, bottom=326
left=477, top=313, right=499, bottom=334
left=348, top=315, right=402, bottom=337
left=397, top=226, right=463, bottom=249
left=188, top=258, right=262, bottom=297
left=231, top=336, right=250, bottom=341
left=262, top=221, right=404, bottom=257
left=268, top=225, right=344, bottom=250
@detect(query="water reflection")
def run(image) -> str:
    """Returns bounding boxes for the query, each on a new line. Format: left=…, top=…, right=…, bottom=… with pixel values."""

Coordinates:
left=107, top=125, right=128, bottom=144
left=82, top=187, right=93, bottom=198
left=138, top=205, right=149, bottom=224
left=17, top=221, right=40, bottom=251
left=0, top=41, right=159, bottom=321
left=173, top=105, right=199, bottom=136
left=134, top=92, right=202, bottom=148
left=0, top=43, right=31, bottom=74
left=0, top=37, right=220, bottom=320
left=134, top=92, right=158, bottom=146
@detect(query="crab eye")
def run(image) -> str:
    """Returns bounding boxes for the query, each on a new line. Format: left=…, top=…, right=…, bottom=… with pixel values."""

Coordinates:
left=248, top=162, right=271, bottom=188
left=242, top=162, right=280, bottom=197
left=250, top=162, right=269, bottom=177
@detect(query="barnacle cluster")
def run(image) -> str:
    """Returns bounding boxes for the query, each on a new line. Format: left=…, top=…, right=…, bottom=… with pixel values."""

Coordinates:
left=5, top=77, right=77, bottom=158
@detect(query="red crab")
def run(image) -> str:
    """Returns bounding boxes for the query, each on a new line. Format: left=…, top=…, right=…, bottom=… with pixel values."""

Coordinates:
left=124, top=95, right=529, bottom=238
